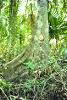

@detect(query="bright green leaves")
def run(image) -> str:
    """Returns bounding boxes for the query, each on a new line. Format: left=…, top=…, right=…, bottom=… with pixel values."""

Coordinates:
left=0, top=79, right=12, bottom=89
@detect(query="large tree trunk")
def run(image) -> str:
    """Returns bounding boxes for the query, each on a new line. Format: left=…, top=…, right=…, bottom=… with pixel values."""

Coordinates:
left=32, top=0, right=49, bottom=68
left=1, top=0, right=49, bottom=79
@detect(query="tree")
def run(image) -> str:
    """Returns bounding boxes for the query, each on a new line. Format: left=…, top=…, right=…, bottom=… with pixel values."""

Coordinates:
left=8, top=0, right=19, bottom=59
left=2, top=0, right=49, bottom=79
left=32, top=0, right=49, bottom=69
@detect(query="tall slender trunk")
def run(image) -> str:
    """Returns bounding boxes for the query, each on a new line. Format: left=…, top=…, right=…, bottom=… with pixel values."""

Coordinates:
left=8, top=0, right=19, bottom=60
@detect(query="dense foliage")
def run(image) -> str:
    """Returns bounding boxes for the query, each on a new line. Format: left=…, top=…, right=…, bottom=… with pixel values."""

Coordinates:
left=0, top=0, right=67, bottom=100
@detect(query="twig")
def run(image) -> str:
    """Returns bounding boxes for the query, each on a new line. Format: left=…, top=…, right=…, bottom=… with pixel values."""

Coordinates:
left=0, top=87, right=9, bottom=100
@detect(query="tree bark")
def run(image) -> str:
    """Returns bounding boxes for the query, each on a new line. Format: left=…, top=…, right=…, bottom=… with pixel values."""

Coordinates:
left=32, top=0, right=49, bottom=68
